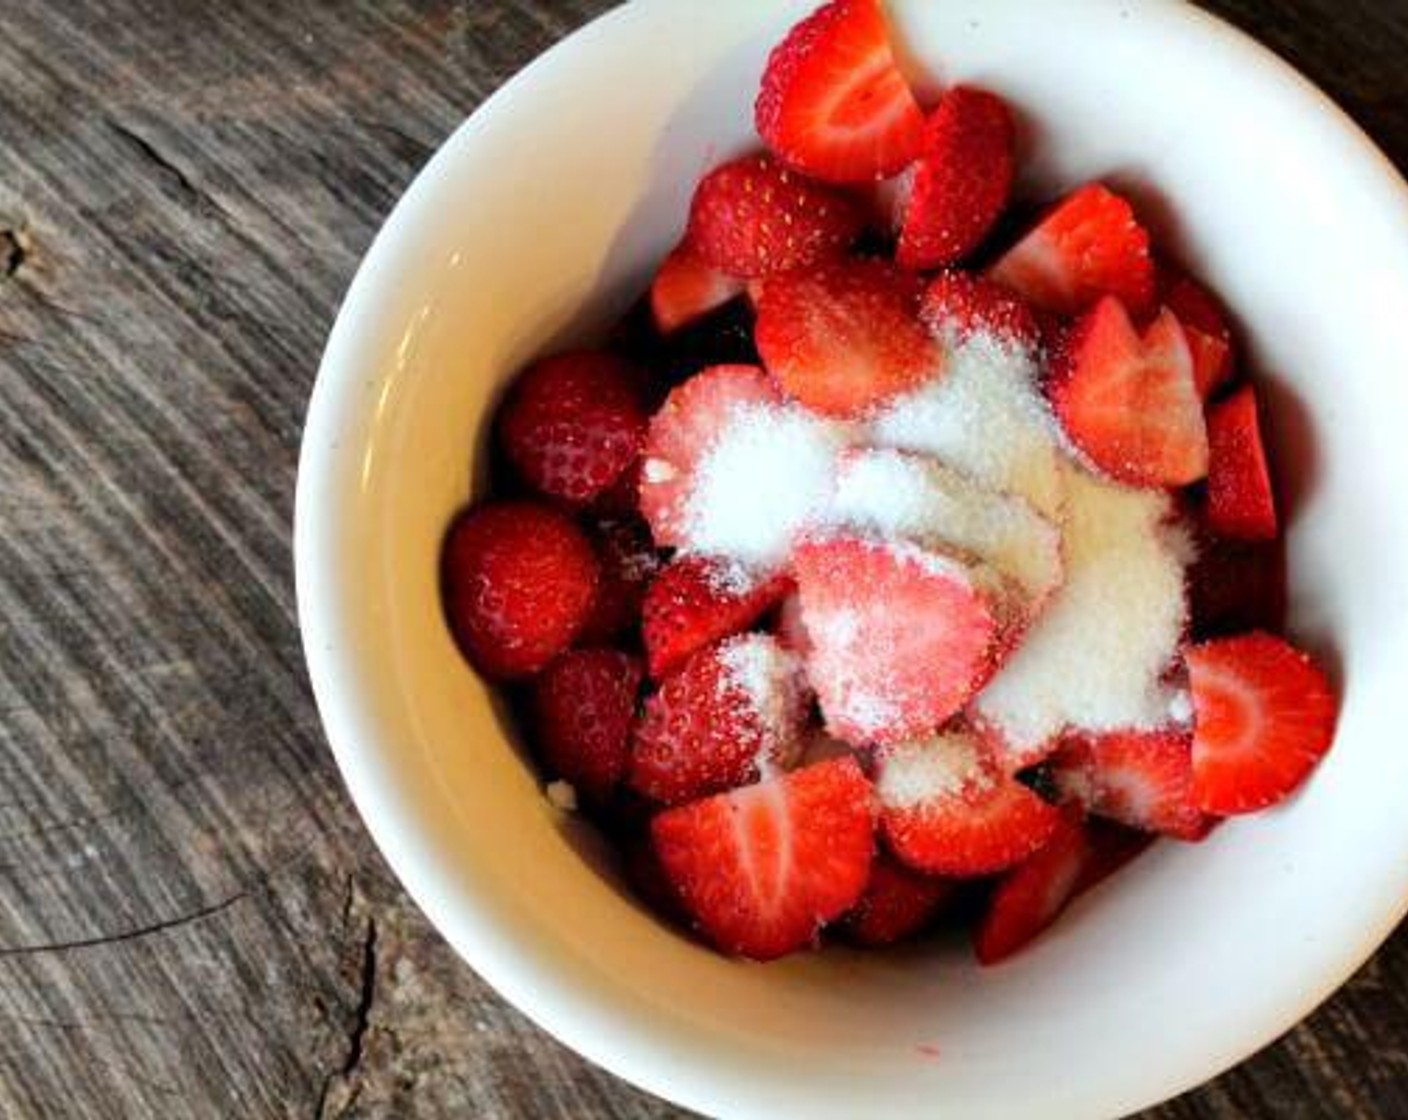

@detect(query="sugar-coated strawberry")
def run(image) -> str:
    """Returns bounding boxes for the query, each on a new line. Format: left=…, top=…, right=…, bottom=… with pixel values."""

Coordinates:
left=652, top=756, right=876, bottom=959
left=919, top=271, right=1041, bottom=352
left=988, top=184, right=1156, bottom=317
left=1076, top=819, right=1157, bottom=894
left=685, top=154, right=864, bottom=279
left=877, top=732, right=1061, bottom=876
left=651, top=242, right=747, bottom=334
left=638, top=364, right=783, bottom=550
left=532, top=650, right=644, bottom=801
left=837, top=855, right=954, bottom=947
left=754, top=0, right=925, bottom=184
left=641, top=556, right=792, bottom=679
left=897, top=88, right=1016, bottom=270
left=1186, top=632, right=1338, bottom=815
left=629, top=633, right=809, bottom=805
left=1051, top=729, right=1207, bottom=840
left=1188, top=536, right=1287, bottom=639
left=755, top=258, right=940, bottom=419
left=1160, top=268, right=1235, bottom=399
left=579, top=518, right=661, bottom=645
left=794, top=536, right=1001, bottom=745
left=441, top=502, right=600, bottom=680
left=1206, top=385, right=1278, bottom=541
left=1049, top=297, right=1209, bottom=487
left=497, top=351, right=646, bottom=505
left=974, top=810, right=1090, bottom=965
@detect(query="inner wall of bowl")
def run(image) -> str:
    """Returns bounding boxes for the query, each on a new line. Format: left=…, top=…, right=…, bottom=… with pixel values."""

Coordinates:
left=325, top=0, right=1408, bottom=1115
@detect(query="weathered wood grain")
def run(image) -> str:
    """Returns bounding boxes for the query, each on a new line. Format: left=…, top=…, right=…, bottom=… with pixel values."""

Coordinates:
left=0, top=1, right=1404, bottom=1117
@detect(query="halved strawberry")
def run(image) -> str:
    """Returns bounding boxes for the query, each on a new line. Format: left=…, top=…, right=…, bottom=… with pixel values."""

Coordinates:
left=754, top=0, right=926, bottom=184
left=1048, top=297, right=1209, bottom=487
left=441, top=502, right=600, bottom=680
left=651, top=241, right=746, bottom=334
left=1160, top=269, right=1235, bottom=399
left=794, top=535, right=1001, bottom=746
left=1206, top=385, right=1278, bottom=541
left=755, top=258, right=940, bottom=419
left=579, top=517, right=661, bottom=644
left=897, top=87, right=1016, bottom=270
left=532, top=650, right=643, bottom=801
left=1050, top=729, right=1207, bottom=839
left=685, top=154, right=864, bottom=279
left=988, top=184, right=1156, bottom=317
left=974, top=810, right=1090, bottom=965
left=876, top=732, right=1061, bottom=876
left=629, top=633, right=809, bottom=805
left=919, top=271, right=1041, bottom=352
left=641, top=556, right=792, bottom=679
left=837, top=855, right=955, bottom=947
left=651, top=756, right=876, bottom=959
left=497, top=351, right=646, bottom=505
left=1186, top=632, right=1338, bottom=814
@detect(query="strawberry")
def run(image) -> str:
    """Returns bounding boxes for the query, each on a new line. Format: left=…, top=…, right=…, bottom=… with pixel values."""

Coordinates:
left=497, top=351, right=646, bottom=505
left=651, top=756, right=876, bottom=959
left=1077, top=819, right=1157, bottom=893
left=919, top=271, right=1041, bottom=352
left=774, top=590, right=813, bottom=660
left=876, top=732, right=1061, bottom=876
left=650, top=241, right=746, bottom=334
left=1206, top=385, right=1278, bottom=541
left=755, top=258, right=940, bottom=419
left=441, top=502, right=600, bottom=680
left=837, top=855, right=954, bottom=947
left=754, top=0, right=926, bottom=184
left=579, top=518, right=661, bottom=645
left=1186, top=632, right=1338, bottom=814
left=638, top=364, right=783, bottom=550
left=897, top=88, right=1017, bottom=269
left=1188, top=535, right=1287, bottom=639
left=988, top=184, right=1156, bottom=317
left=531, top=650, right=643, bottom=801
left=685, top=154, right=864, bottom=279
left=1048, top=297, right=1209, bottom=487
left=794, top=535, right=1002, bottom=746
left=1050, top=729, right=1207, bottom=840
left=974, top=810, right=1090, bottom=965
left=1160, top=268, right=1235, bottom=398
left=641, top=556, right=792, bottom=679
left=629, top=633, right=809, bottom=805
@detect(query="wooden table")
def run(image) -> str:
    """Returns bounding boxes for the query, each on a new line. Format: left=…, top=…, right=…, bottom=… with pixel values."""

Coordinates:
left=1, top=1, right=1406, bottom=1116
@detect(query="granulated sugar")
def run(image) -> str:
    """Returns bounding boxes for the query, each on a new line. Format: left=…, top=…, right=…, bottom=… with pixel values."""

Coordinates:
left=876, top=733, right=990, bottom=809
left=717, top=633, right=808, bottom=776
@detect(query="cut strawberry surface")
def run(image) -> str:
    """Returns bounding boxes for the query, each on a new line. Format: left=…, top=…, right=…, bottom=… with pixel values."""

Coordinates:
left=975, top=810, right=1091, bottom=965
left=651, top=756, right=876, bottom=959
left=838, top=855, right=955, bottom=947
left=1206, top=385, right=1278, bottom=541
left=897, top=87, right=1016, bottom=270
left=919, top=271, right=1041, bottom=352
left=579, top=517, right=660, bottom=644
left=641, top=556, right=792, bottom=680
left=685, top=154, right=864, bottom=279
left=755, top=258, right=940, bottom=419
left=755, top=0, right=926, bottom=184
left=1160, top=269, right=1235, bottom=398
left=1051, top=729, right=1207, bottom=840
left=629, top=633, right=809, bottom=806
left=988, top=184, right=1156, bottom=318
left=794, top=535, right=1001, bottom=746
left=1049, top=297, right=1209, bottom=487
left=1186, top=632, right=1338, bottom=815
left=651, top=242, right=746, bottom=334
left=532, top=650, right=643, bottom=802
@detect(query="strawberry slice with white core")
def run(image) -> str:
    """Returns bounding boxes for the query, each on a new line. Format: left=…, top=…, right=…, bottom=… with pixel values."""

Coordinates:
left=974, top=811, right=1091, bottom=965
left=1051, top=729, right=1207, bottom=840
left=651, top=756, right=877, bottom=960
left=1160, top=268, right=1235, bottom=399
left=650, top=242, right=746, bottom=334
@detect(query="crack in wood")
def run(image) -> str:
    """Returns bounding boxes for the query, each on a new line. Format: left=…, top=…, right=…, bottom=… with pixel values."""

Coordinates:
left=0, top=892, right=246, bottom=957
left=105, top=121, right=229, bottom=219
left=1, top=229, right=25, bottom=279
left=315, top=915, right=378, bottom=1120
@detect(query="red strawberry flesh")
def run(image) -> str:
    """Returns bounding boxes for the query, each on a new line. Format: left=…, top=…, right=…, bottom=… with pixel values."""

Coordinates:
left=651, top=242, right=747, bottom=334
left=1051, top=729, right=1207, bottom=840
left=975, top=810, right=1091, bottom=965
left=1206, top=384, right=1278, bottom=541
left=838, top=855, right=954, bottom=947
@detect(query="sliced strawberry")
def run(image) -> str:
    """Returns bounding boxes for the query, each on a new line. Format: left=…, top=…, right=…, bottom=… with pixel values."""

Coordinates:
left=497, top=351, right=646, bottom=505
left=685, top=154, right=864, bottom=279
left=1049, top=297, right=1209, bottom=487
left=641, top=556, right=792, bottom=679
left=531, top=650, right=643, bottom=801
left=651, top=756, right=876, bottom=959
left=1050, top=729, right=1207, bottom=839
left=988, top=184, right=1156, bottom=317
left=1206, top=385, right=1278, bottom=541
left=1186, top=632, right=1338, bottom=814
left=629, top=633, right=809, bottom=805
left=974, top=810, right=1090, bottom=965
left=1188, top=535, right=1287, bottom=639
left=919, top=271, right=1041, bottom=352
left=579, top=518, right=661, bottom=644
left=794, top=535, right=1001, bottom=746
left=876, top=732, right=1061, bottom=876
left=441, top=502, right=600, bottom=680
left=1077, top=819, right=1157, bottom=893
left=754, top=0, right=925, bottom=184
left=837, top=855, right=955, bottom=946
left=755, top=258, right=940, bottom=419
left=897, top=88, right=1016, bottom=270
left=650, top=242, right=746, bottom=334
left=1160, top=268, right=1235, bottom=398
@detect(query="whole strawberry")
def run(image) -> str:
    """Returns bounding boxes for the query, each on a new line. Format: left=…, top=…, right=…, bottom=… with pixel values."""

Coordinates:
left=532, top=649, right=643, bottom=802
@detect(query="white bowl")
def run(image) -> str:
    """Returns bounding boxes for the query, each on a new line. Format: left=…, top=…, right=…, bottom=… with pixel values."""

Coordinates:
left=295, top=1, right=1408, bottom=1116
